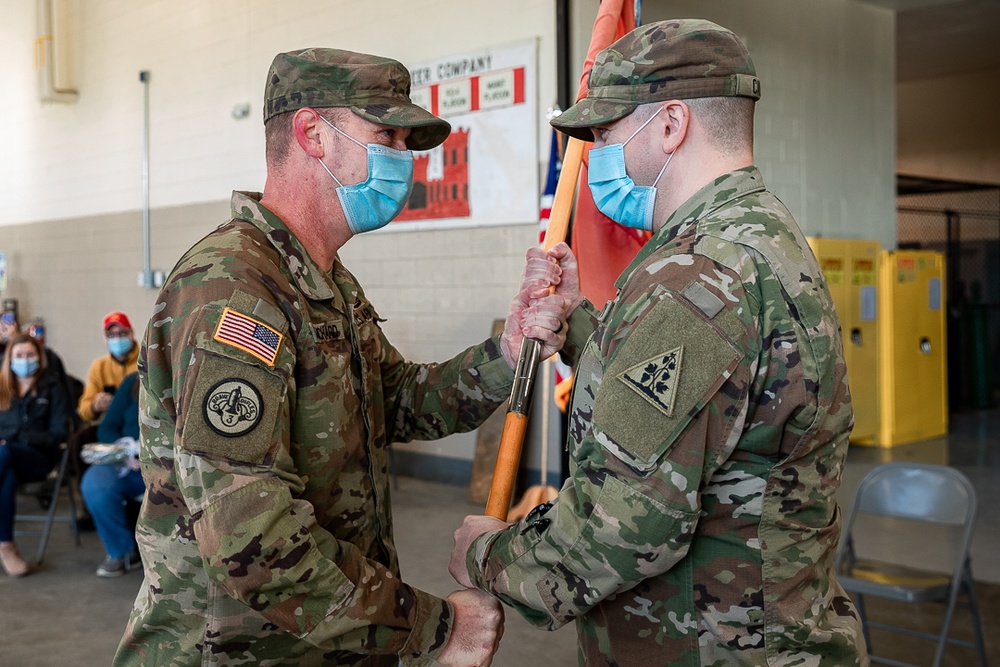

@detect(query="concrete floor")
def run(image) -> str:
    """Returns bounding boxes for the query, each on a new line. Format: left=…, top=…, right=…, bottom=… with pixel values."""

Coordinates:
left=0, top=409, right=997, bottom=666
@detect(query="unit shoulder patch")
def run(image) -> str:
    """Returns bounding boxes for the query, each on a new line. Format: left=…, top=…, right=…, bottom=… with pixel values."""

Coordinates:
left=202, top=378, right=263, bottom=437
left=182, top=353, right=283, bottom=467
left=593, top=294, right=740, bottom=472
left=618, top=346, right=684, bottom=417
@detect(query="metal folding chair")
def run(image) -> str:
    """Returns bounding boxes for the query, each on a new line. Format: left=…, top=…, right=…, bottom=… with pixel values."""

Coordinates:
left=14, top=442, right=81, bottom=564
left=835, top=462, right=987, bottom=667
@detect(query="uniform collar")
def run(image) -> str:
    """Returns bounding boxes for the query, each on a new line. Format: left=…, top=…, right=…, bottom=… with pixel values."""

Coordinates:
left=230, top=191, right=339, bottom=303
left=615, top=166, right=766, bottom=291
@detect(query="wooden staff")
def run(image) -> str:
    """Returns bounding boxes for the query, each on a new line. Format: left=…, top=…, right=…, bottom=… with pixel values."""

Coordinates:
left=484, top=138, right=585, bottom=519
left=484, top=0, right=635, bottom=520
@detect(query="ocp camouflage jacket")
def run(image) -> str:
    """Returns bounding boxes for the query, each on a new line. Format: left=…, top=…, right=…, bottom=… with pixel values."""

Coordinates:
left=116, top=191, right=514, bottom=667
left=468, top=167, right=868, bottom=666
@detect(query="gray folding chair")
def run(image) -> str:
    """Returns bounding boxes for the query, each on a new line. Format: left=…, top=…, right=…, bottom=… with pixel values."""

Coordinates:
left=14, top=442, right=81, bottom=564
left=835, top=462, right=987, bottom=667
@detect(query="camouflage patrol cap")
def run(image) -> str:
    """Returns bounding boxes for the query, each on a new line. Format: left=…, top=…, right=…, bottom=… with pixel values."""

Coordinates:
left=264, top=48, right=451, bottom=151
left=552, top=19, right=760, bottom=141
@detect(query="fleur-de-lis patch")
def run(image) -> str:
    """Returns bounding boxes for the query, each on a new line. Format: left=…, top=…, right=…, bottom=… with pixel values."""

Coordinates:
left=203, top=378, right=263, bottom=437
left=618, top=346, right=684, bottom=417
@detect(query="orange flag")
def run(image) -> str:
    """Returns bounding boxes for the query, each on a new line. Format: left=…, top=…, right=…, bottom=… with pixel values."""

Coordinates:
left=571, top=0, right=647, bottom=308
left=546, top=0, right=641, bottom=410
left=576, top=0, right=637, bottom=101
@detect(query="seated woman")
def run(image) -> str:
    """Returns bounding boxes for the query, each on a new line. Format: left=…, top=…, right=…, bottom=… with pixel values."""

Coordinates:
left=81, top=371, right=144, bottom=577
left=0, top=332, right=71, bottom=577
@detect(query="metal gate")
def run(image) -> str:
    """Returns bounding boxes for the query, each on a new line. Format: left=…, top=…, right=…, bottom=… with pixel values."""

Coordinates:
left=897, top=176, right=1000, bottom=411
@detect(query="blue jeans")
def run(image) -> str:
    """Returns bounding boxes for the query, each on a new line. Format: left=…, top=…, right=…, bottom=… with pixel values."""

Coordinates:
left=0, top=443, right=53, bottom=542
left=81, top=464, right=146, bottom=559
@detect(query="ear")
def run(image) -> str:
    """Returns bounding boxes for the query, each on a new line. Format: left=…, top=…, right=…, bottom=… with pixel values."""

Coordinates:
left=659, top=100, right=690, bottom=154
left=293, top=108, right=327, bottom=158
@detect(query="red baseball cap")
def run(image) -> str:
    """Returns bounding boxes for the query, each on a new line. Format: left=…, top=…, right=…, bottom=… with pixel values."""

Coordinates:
left=103, top=311, right=133, bottom=331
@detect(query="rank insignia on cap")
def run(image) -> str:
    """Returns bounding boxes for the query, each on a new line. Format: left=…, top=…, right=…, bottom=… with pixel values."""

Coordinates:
left=214, top=308, right=283, bottom=365
left=618, top=346, right=684, bottom=417
left=203, top=378, right=264, bottom=437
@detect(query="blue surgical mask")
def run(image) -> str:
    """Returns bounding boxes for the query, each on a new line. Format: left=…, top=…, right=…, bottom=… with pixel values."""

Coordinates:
left=11, top=358, right=39, bottom=379
left=587, top=107, right=673, bottom=232
left=108, top=337, right=133, bottom=358
left=316, top=117, right=414, bottom=234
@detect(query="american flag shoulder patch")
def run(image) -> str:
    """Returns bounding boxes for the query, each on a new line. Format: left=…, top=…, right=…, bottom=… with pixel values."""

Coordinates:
left=213, top=308, right=283, bottom=366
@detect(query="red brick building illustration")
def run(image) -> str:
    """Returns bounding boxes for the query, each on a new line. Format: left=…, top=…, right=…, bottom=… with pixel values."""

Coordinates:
left=396, top=129, right=471, bottom=222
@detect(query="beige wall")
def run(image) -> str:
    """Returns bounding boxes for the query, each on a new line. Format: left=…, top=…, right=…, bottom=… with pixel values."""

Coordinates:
left=897, top=68, right=1000, bottom=186
left=591, top=0, right=898, bottom=248
left=2, top=0, right=558, bottom=226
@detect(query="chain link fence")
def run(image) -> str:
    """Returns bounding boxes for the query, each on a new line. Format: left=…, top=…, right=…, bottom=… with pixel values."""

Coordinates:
left=897, top=183, right=1000, bottom=410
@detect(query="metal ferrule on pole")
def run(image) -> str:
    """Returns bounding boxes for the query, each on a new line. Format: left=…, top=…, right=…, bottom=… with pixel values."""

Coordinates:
left=508, top=338, right=542, bottom=416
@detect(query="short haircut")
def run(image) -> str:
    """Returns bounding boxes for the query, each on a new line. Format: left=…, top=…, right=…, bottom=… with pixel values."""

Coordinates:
left=264, top=112, right=294, bottom=167
left=264, top=107, right=352, bottom=167
left=683, top=97, right=755, bottom=154
left=631, top=102, right=661, bottom=124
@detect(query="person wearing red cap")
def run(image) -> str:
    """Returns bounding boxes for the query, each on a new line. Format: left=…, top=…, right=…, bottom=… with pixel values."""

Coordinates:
left=77, top=311, right=139, bottom=423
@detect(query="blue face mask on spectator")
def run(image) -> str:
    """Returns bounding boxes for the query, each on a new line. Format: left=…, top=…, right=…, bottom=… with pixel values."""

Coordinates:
left=315, top=116, right=414, bottom=235
left=11, top=358, right=39, bottom=378
left=108, top=337, right=133, bottom=358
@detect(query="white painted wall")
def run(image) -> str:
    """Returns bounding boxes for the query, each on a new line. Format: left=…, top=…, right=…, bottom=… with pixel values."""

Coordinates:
left=2, top=0, right=558, bottom=227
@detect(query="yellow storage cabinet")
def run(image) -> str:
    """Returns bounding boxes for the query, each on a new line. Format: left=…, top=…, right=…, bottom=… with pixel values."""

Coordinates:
left=806, top=238, right=881, bottom=442
left=876, top=250, right=948, bottom=445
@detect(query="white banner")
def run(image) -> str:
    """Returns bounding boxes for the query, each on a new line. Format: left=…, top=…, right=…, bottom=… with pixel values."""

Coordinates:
left=389, top=40, right=538, bottom=231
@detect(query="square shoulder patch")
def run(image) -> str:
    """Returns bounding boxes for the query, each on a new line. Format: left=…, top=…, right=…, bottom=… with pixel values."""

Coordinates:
left=182, top=353, right=284, bottom=467
left=593, top=294, right=740, bottom=472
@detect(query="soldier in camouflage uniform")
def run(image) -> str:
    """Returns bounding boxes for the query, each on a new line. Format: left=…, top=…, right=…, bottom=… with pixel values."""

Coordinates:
left=115, top=48, right=568, bottom=667
left=451, top=20, right=869, bottom=666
